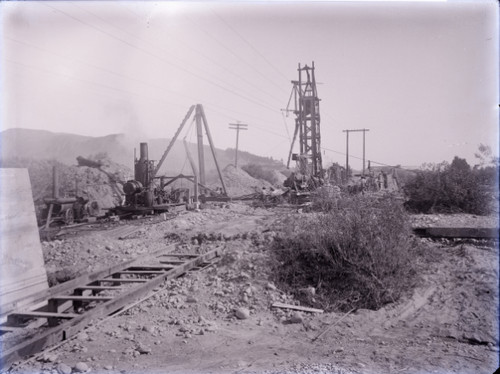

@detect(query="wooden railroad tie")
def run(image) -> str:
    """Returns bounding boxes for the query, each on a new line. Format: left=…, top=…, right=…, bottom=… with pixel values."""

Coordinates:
left=0, top=246, right=221, bottom=369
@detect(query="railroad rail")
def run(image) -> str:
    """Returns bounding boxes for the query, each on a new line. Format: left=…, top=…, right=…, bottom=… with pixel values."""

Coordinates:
left=0, top=243, right=221, bottom=369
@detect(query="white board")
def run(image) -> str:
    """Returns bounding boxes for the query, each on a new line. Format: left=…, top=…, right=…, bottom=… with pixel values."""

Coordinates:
left=0, top=168, right=48, bottom=316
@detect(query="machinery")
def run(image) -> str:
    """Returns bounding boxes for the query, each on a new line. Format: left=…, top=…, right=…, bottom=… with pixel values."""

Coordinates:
left=41, top=166, right=101, bottom=227
left=286, top=62, right=323, bottom=178
left=283, top=62, right=324, bottom=202
left=116, top=104, right=228, bottom=215
left=118, top=142, right=190, bottom=213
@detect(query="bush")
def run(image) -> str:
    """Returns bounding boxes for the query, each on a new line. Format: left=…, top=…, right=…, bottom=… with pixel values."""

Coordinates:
left=271, top=195, right=417, bottom=312
left=404, top=157, right=495, bottom=215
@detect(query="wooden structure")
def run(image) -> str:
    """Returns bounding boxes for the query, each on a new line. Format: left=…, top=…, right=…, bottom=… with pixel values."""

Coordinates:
left=0, top=243, right=220, bottom=368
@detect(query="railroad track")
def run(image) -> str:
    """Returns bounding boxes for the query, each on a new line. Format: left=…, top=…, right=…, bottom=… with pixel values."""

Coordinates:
left=0, top=243, right=221, bottom=369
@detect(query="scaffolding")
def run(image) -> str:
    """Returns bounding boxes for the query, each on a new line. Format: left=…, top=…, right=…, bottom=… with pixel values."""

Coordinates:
left=286, top=62, right=323, bottom=178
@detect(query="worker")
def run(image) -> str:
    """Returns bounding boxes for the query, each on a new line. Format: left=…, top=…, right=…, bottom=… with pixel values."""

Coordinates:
left=360, top=176, right=366, bottom=195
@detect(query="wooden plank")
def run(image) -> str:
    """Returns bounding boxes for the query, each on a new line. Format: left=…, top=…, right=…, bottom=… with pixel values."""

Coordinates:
left=0, top=326, right=23, bottom=332
left=75, top=286, right=123, bottom=291
left=157, top=253, right=199, bottom=258
left=0, top=248, right=220, bottom=368
left=413, top=227, right=498, bottom=239
left=115, top=270, right=165, bottom=275
left=9, top=311, right=79, bottom=320
left=96, top=278, right=148, bottom=283
left=50, top=296, right=113, bottom=302
left=271, top=302, right=324, bottom=314
left=127, top=265, right=175, bottom=270
left=159, top=260, right=186, bottom=265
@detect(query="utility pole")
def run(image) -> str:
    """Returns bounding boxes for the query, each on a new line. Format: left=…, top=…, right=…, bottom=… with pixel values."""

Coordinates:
left=342, top=128, right=370, bottom=176
left=229, top=122, right=248, bottom=168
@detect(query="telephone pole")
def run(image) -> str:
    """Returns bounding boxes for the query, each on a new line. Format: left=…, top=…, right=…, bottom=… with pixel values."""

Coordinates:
left=342, top=128, right=370, bottom=176
left=229, top=122, right=248, bottom=168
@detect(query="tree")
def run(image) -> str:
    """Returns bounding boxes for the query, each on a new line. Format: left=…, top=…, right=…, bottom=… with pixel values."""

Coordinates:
left=450, top=156, right=470, bottom=173
left=474, top=144, right=499, bottom=169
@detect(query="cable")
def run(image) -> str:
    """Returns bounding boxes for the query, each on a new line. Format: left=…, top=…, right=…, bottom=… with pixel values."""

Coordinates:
left=42, top=2, right=279, bottom=114
left=178, top=14, right=286, bottom=106
left=212, top=9, right=290, bottom=87
left=186, top=10, right=289, bottom=96
left=69, top=2, right=284, bottom=111
left=280, top=111, right=292, bottom=142
left=5, top=36, right=283, bottom=128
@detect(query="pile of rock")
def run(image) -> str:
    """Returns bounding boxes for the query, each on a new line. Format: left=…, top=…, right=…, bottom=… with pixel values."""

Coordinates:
left=218, top=165, right=273, bottom=197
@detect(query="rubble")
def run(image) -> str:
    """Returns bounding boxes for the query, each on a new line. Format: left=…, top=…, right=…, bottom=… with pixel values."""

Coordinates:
left=235, top=307, right=250, bottom=320
left=3, top=202, right=497, bottom=374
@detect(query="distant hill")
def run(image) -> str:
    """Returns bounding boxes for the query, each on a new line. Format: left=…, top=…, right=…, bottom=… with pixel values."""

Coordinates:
left=0, top=128, right=284, bottom=175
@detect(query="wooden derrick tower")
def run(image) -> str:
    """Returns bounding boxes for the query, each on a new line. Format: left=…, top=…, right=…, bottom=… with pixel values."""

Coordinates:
left=286, top=62, right=323, bottom=178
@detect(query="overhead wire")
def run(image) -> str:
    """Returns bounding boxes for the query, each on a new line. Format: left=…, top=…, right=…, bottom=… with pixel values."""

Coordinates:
left=180, top=12, right=287, bottom=106
left=211, top=8, right=290, bottom=88
left=3, top=58, right=185, bottom=109
left=68, top=1, right=284, bottom=111
left=280, top=111, right=292, bottom=142
left=42, top=2, right=279, bottom=113
left=187, top=9, right=289, bottom=97
left=9, top=4, right=398, bottom=169
left=5, top=35, right=290, bottom=143
left=6, top=56, right=394, bottom=169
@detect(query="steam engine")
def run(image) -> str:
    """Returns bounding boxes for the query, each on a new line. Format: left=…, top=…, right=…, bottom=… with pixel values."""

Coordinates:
left=123, top=143, right=156, bottom=208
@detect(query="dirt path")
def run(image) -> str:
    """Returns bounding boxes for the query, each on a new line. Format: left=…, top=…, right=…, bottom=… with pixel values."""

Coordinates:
left=6, top=204, right=499, bottom=374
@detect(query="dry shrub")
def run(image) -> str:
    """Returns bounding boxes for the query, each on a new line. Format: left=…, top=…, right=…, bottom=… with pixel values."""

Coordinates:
left=271, top=195, right=417, bottom=311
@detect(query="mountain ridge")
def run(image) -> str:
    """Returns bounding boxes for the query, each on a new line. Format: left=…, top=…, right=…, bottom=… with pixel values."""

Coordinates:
left=0, top=128, right=284, bottom=174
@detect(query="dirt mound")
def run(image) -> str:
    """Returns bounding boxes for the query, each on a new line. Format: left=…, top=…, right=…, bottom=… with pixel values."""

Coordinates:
left=219, top=164, right=273, bottom=197
left=0, top=156, right=132, bottom=212
left=270, top=169, right=287, bottom=185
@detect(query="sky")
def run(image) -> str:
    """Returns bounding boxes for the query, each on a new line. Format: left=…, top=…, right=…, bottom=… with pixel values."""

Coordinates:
left=1, top=0, right=498, bottom=170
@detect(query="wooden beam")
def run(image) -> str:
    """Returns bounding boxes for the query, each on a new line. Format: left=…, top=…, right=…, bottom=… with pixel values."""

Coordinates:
left=75, top=286, right=123, bottom=291
left=114, top=270, right=165, bottom=275
left=271, top=302, right=324, bottom=314
left=159, top=260, right=186, bottom=265
left=126, top=265, right=175, bottom=271
left=97, top=279, right=148, bottom=284
left=158, top=254, right=199, bottom=258
left=413, top=227, right=498, bottom=239
left=50, top=296, right=113, bottom=302
left=0, top=244, right=178, bottom=319
left=8, top=311, right=79, bottom=320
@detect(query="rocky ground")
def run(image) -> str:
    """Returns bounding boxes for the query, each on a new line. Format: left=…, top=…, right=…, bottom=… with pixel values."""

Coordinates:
left=3, top=203, right=499, bottom=374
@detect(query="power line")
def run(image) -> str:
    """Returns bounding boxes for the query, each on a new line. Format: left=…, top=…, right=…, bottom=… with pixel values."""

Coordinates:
left=69, top=2, right=285, bottom=111
left=212, top=9, right=290, bottom=87
left=177, top=14, right=287, bottom=106
left=186, top=10, right=289, bottom=97
left=3, top=58, right=187, bottom=110
left=5, top=36, right=288, bottom=143
left=42, top=2, right=279, bottom=114
left=5, top=58, right=396, bottom=168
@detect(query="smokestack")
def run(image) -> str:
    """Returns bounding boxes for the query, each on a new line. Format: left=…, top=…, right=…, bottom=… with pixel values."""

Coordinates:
left=139, top=143, right=148, bottom=162
left=52, top=165, right=59, bottom=199
left=135, top=142, right=150, bottom=187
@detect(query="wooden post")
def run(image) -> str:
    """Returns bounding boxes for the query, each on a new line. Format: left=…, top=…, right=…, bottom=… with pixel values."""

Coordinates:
left=195, top=105, right=206, bottom=186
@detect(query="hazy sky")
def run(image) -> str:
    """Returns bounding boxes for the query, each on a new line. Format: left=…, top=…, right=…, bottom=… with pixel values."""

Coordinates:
left=1, top=1, right=498, bottom=170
